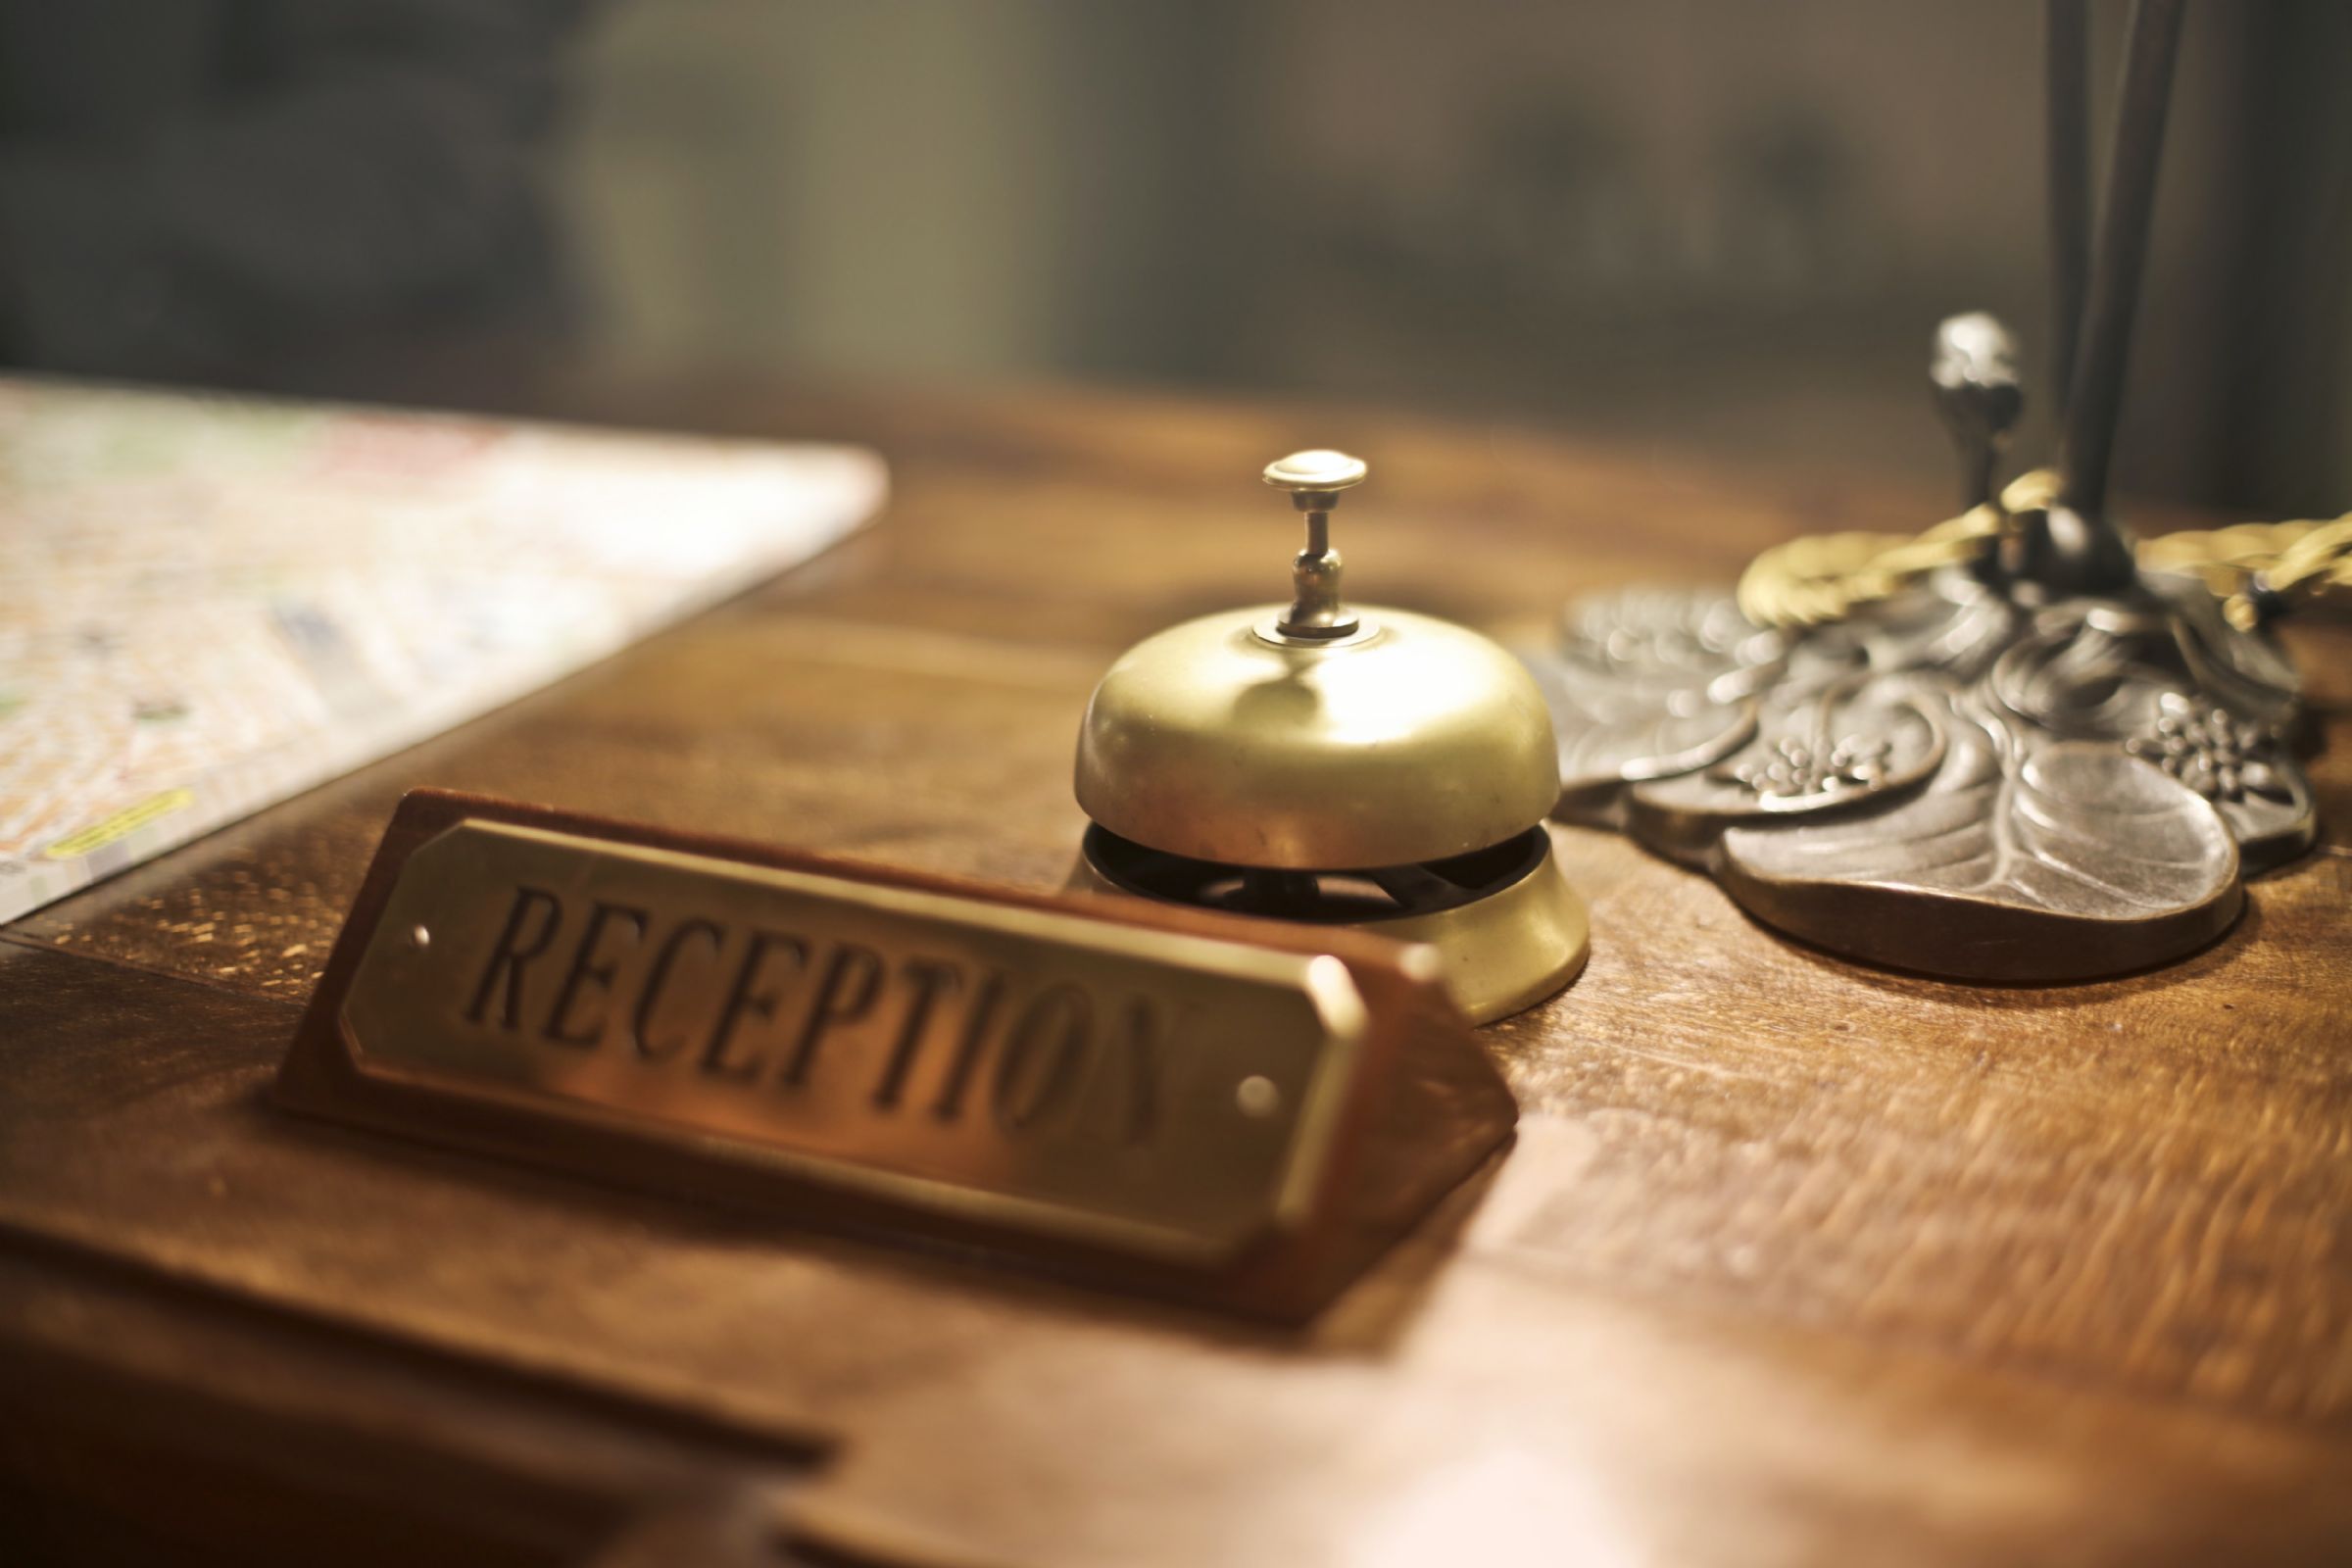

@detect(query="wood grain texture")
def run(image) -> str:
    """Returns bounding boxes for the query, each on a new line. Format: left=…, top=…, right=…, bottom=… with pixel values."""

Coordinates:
left=4, top=375, right=2350, bottom=1564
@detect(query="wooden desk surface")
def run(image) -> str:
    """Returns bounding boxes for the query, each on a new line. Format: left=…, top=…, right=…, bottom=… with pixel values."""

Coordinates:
left=3, top=375, right=2348, bottom=1566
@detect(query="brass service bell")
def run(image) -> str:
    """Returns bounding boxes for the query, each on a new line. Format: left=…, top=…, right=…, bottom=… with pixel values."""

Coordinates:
left=1070, top=450, right=1589, bottom=1022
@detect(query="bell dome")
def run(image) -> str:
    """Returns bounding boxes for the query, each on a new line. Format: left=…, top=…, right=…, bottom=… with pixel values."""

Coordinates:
left=1074, top=605, right=1560, bottom=869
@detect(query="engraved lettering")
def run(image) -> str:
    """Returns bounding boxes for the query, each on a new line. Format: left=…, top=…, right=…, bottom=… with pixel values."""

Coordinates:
left=543, top=900, right=649, bottom=1048
left=464, top=885, right=564, bottom=1030
left=782, top=941, right=884, bottom=1087
left=333, top=815, right=1372, bottom=1267
left=703, top=928, right=808, bottom=1081
left=994, top=983, right=1092, bottom=1133
left=931, top=968, right=1006, bottom=1121
left=1109, top=995, right=1166, bottom=1147
left=631, top=916, right=723, bottom=1060
left=871, top=958, right=962, bottom=1109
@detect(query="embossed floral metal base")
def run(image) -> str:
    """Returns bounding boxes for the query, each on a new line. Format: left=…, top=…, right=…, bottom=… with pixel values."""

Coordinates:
left=1524, top=560, right=2316, bottom=982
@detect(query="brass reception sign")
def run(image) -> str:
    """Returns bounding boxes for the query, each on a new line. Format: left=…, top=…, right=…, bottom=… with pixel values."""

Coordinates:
left=278, top=791, right=1518, bottom=1319
left=341, top=817, right=1364, bottom=1265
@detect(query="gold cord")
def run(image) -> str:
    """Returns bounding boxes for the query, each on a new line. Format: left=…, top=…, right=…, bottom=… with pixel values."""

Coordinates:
left=2138, top=514, right=2352, bottom=629
left=1738, top=470, right=2054, bottom=629
left=1738, top=467, right=2352, bottom=632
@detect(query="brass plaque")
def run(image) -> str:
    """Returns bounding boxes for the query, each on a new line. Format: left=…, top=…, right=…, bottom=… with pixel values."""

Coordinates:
left=337, top=820, right=1367, bottom=1267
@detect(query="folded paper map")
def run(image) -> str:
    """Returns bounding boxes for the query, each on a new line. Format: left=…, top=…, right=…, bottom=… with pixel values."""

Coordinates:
left=0, top=377, right=887, bottom=925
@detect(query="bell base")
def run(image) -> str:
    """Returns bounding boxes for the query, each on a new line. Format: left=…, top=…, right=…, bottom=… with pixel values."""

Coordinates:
left=1070, top=827, right=1589, bottom=1025
left=1355, top=840, right=1590, bottom=1022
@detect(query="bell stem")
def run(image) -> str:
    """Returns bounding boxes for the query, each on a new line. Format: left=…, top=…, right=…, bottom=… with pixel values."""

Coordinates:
left=1279, top=492, right=1356, bottom=638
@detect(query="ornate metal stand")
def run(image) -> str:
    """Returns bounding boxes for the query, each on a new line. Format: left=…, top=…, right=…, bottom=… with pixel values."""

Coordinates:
left=1524, top=0, right=2319, bottom=982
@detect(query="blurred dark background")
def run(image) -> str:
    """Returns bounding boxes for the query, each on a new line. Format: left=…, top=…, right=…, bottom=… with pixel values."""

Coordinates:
left=6, top=0, right=2349, bottom=515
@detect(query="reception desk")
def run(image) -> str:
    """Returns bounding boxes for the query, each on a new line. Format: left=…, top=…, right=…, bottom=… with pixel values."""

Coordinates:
left=4, top=375, right=2348, bottom=1565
